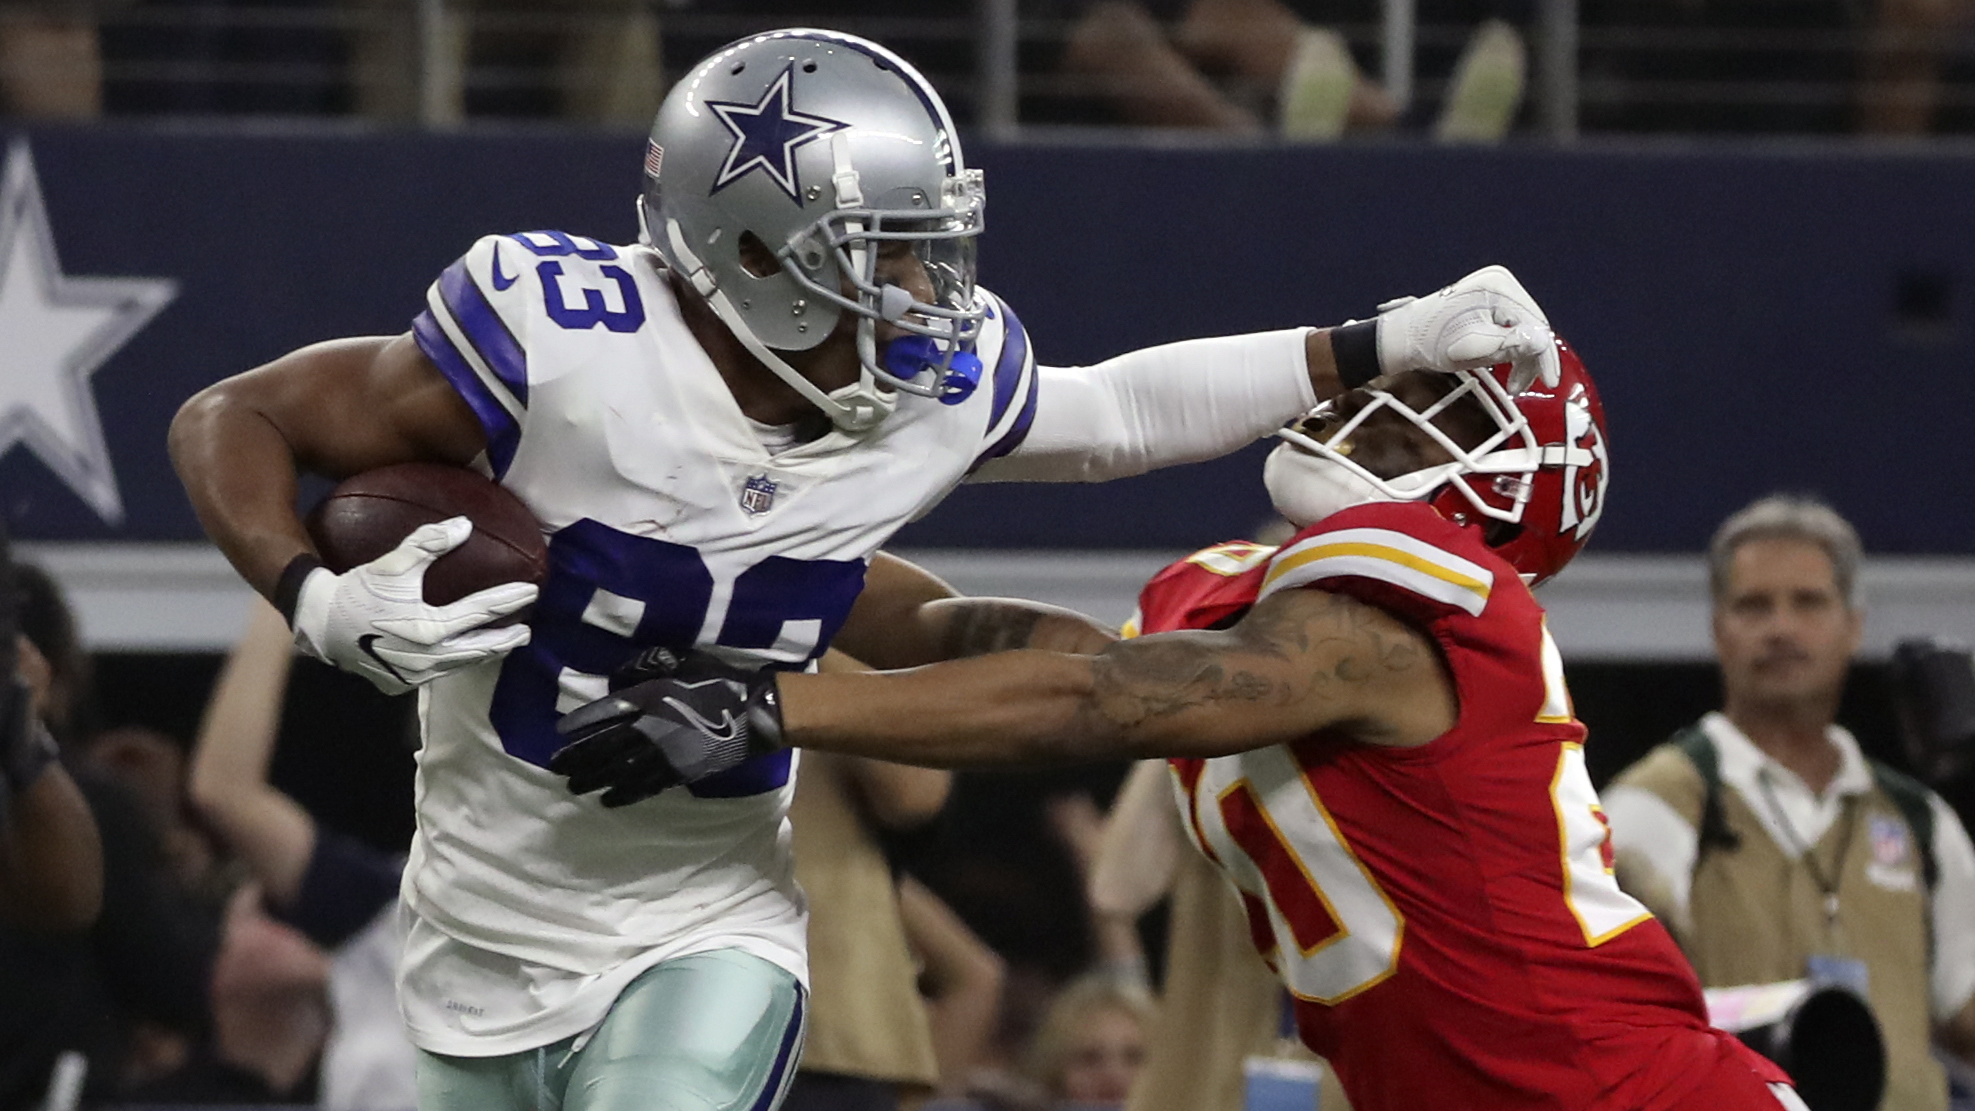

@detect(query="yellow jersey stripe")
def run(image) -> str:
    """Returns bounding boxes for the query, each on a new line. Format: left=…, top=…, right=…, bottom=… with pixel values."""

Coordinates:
left=1263, top=541, right=1491, bottom=599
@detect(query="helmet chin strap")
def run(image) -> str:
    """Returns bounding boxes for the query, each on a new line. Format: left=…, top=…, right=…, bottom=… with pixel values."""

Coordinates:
left=662, top=217, right=893, bottom=433
left=1263, top=443, right=1448, bottom=528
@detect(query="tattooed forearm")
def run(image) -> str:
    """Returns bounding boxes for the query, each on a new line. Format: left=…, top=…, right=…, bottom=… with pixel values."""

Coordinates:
left=785, top=584, right=1445, bottom=765
left=1259, top=591, right=1427, bottom=684
left=1087, top=636, right=1295, bottom=731
left=1079, top=588, right=1430, bottom=744
left=934, top=599, right=1117, bottom=659
left=938, top=603, right=1046, bottom=659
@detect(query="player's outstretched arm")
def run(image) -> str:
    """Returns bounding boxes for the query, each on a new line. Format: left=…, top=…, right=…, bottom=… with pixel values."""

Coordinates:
left=976, top=265, right=1555, bottom=485
left=169, top=334, right=486, bottom=599
left=831, top=551, right=1119, bottom=669
left=552, top=587, right=1455, bottom=805
left=780, top=585, right=1454, bottom=765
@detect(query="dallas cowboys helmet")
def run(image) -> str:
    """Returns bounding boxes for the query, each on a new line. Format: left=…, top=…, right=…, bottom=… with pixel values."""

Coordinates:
left=640, top=29, right=987, bottom=432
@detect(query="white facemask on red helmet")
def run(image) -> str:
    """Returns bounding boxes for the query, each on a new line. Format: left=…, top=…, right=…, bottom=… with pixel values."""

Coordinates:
left=1264, top=335, right=1610, bottom=586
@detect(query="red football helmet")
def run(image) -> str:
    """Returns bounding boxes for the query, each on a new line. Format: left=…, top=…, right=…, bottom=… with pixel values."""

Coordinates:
left=1271, top=335, right=1610, bottom=585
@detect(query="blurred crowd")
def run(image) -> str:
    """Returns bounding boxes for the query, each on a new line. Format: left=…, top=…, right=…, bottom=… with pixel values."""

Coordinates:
left=6, top=490, right=1975, bottom=1111
left=0, top=0, right=1971, bottom=135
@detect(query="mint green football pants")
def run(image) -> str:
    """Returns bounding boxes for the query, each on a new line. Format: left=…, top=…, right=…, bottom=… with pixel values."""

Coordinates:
left=414, top=949, right=806, bottom=1111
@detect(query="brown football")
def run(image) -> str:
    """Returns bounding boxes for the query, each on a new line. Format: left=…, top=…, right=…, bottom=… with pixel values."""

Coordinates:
left=305, top=462, right=548, bottom=606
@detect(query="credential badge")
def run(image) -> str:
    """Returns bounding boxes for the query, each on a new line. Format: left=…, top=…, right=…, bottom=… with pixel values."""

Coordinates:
left=1870, top=815, right=1911, bottom=867
left=741, top=474, right=778, bottom=516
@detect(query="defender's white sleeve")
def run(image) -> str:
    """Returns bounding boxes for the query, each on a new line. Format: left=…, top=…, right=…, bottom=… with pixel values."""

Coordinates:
left=968, top=328, right=1318, bottom=484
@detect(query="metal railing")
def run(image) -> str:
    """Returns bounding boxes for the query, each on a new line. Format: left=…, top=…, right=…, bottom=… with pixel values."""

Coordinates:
left=0, top=1, right=1965, bottom=138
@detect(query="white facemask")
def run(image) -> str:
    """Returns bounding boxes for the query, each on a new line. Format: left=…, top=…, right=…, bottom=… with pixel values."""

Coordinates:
left=1262, top=442, right=1393, bottom=528
left=1263, top=442, right=1456, bottom=528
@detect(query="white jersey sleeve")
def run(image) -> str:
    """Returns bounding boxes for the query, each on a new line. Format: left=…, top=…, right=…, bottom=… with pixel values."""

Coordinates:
left=412, top=230, right=643, bottom=477
left=967, top=324, right=1317, bottom=484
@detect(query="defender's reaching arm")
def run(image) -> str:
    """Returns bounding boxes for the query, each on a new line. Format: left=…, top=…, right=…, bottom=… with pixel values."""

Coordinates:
left=778, top=585, right=1453, bottom=765
left=552, top=585, right=1456, bottom=806
left=831, top=551, right=1119, bottom=670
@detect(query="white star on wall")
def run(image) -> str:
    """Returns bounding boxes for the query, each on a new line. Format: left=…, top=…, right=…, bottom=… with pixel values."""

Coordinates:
left=0, top=139, right=177, bottom=525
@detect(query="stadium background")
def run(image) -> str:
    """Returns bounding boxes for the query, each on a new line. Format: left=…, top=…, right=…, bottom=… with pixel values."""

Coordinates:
left=6, top=21, right=1975, bottom=995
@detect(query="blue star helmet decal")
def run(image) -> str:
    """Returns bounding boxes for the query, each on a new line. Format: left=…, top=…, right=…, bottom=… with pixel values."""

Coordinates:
left=707, top=64, right=850, bottom=202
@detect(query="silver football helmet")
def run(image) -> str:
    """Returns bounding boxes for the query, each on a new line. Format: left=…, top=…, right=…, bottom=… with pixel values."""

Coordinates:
left=640, top=29, right=987, bottom=432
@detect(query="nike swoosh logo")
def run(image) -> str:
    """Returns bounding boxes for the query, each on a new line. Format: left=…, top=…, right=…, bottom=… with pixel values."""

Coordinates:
left=661, top=696, right=741, bottom=744
left=490, top=246, right=518, bottom=291
left=357, top=634, right=410, bottom=687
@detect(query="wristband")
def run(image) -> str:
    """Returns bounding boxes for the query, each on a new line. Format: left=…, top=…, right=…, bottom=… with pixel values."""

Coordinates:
left=273, top=553, right=325, bottom=627
left=746, top=677, right=788, bottom=752
left=1330, top=319, right=1381, bottom=389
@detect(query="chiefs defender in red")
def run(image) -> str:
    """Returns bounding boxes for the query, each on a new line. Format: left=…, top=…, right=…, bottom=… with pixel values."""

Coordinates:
left=551, top=340, right=1808, bottom=1110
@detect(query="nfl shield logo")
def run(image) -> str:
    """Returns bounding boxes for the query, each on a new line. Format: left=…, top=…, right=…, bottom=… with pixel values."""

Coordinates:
left=1870, top=815, right=1911, bottom=867
left=740, top=474, right=778, bottom=516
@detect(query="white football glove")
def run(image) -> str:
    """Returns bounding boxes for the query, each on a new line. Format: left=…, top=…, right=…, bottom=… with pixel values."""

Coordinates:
left=291, top=517, right=538, bottom=696
left=1374, top=265, right=1560, bottom=392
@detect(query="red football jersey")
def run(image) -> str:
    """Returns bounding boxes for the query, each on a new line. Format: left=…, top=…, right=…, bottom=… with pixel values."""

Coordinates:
left=1137, top=503, right=1786, bottom=1111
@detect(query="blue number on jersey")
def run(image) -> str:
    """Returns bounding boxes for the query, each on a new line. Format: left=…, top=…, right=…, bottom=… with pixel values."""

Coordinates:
left=486, top=518, right=866, bottom=798
left=511, top=230, right=619, bottom=261
left=510, top=231, right=646, bottom=334
left=721, top=556, right=874, bottom=651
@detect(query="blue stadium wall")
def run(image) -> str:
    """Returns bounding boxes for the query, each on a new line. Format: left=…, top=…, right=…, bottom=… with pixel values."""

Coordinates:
left=5, top=126, right=1974, bottom=554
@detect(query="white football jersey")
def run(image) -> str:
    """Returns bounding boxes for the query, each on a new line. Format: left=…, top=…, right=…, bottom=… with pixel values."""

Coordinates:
left=394, top=231, right=1040, bottom=1055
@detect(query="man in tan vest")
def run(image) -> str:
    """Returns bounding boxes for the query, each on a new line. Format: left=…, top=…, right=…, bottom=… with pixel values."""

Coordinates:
left=1604, top=495, right=1975, bottom=1111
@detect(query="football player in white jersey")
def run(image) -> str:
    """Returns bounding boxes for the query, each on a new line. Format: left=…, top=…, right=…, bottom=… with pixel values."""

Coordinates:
left=171, top=27, right=1562, bottom=1111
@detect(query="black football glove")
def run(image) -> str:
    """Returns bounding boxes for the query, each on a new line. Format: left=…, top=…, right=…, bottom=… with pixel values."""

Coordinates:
left=550, top=648, right=787, bottom=808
